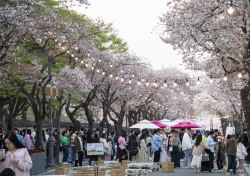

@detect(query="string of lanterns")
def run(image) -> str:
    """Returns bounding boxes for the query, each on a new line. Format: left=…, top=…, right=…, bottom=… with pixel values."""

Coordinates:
left=53, top=34, right=246, bottom=90
left=48, top=31, right=246, bottom=118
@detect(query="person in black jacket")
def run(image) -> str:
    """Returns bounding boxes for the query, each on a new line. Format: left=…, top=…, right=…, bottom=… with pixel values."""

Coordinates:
left=242, top=129, right=249, bottom=148
left=129, top=133, right=139, bottom=161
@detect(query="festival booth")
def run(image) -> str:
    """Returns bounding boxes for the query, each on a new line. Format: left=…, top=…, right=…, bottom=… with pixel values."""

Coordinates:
left=171, top=120, right=203, bottom=129
left=151, top=120, right=168, bottom=129
left=129, top=119, right=159, bottom=129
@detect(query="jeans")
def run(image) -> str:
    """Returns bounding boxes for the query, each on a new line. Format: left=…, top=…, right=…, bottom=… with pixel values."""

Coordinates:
left=183, top=149, right=191, bottom=167
left=71, top=146, right=76, bottom=162
left=67, top=147, right=72, bottom=162
left=227, top=154, right=236, bottom=174
left=62, top=145, right=68, bottom=162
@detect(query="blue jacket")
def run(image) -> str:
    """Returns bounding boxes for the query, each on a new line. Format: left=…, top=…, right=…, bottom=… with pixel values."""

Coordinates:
left=206, top=135, right=215, bottom=152
left=16, top=134, right=25, bottom=145
left=151, top=134, right=162, bottom=152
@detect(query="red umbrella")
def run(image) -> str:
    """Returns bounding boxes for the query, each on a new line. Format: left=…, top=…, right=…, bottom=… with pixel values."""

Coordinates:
left=171, top=120, right=203, bottom=129
left=151, top=120, right=168, bottom=129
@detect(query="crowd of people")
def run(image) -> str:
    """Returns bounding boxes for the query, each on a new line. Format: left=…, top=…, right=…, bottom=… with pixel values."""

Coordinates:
left=0, top=126, right=249, bottom=175
left=55, top=126, right=250, bottom=175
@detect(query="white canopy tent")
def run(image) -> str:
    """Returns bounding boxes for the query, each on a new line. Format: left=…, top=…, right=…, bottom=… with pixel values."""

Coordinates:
left=129, top=119, right=159, bottom=129
left=160, top=119, right=180, bottom=127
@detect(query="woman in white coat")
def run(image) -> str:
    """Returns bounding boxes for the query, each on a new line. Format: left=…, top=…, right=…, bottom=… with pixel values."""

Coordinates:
left=99, top=133, right=109, bottom=160
left=137, top=133, right=149, bottom=162
left=237, top=136, right=247, bottom=173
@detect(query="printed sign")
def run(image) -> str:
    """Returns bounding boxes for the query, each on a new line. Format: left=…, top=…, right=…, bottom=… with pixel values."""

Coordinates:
left=226, top=126, right=235, bottom=137
left=86, top=143, right=104, bottom=156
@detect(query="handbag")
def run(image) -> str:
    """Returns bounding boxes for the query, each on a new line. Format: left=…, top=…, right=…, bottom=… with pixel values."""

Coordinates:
left=133, top=147, right=139, bottom=154
left=169, top=146, right=173, bottom=152
left=241, top=144, right=248, bottom=157
left=222, top=155, right=227, bottom=165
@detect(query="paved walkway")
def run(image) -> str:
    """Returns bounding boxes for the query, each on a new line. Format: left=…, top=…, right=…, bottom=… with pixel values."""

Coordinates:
left=36, top=152, right=249, bottom=176
left=38, top=163, right=248, bottom=176
left=149, top=169, right=246, bottom=176
left=38, top=167, right=247, bottom=176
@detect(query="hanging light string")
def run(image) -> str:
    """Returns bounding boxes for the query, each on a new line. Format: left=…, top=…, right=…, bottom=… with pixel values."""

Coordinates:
left=53, top=36, right=248, bottom=102
left=56, top=36, right=246, bottom=88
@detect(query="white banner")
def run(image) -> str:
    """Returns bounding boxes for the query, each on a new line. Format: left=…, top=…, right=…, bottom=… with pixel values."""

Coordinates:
left=225, top=126, right=235, bottom=137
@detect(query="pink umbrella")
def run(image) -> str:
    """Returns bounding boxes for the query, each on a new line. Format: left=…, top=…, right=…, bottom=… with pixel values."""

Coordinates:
left=171, top=120, right=203, bottom=129
left=151, top=120, right=168, bottom=129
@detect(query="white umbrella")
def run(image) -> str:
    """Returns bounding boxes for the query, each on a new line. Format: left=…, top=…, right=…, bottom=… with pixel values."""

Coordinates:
left=160, top=119, right=171, bottom=123
left=139, top=119, right=151, bottom=123
left=129, top=120, right=159, bottom=129
left=160, top=119, right=179, bottom=126
left=190, top=120, right=207, bottom=128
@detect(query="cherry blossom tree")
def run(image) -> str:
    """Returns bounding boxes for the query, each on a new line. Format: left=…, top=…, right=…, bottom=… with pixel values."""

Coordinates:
left=160, top=0, right=250, bottom=131
left=0, top=0, right=108, bottom=147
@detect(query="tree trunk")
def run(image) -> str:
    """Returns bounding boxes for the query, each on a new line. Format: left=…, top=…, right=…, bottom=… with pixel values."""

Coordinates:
left=1, top=109, right=12, bottom=133
left=241, top=79, right=250, bottom=137
left=109, top=113, right=124, bottom=137
left=65, top=94, right=84, bottom=131
left=34, top=116, right=43, bottom=148
left=67, top=113, right=81, bottom=130
left=5, top=112, right=13, bottom=133
left=100, top=102, right=109, bottom=134
left=83, top=106, right=94, bottom=131
left=99, top=118, right=105, bottom=135
left=22, top=110, right=27, bottom=120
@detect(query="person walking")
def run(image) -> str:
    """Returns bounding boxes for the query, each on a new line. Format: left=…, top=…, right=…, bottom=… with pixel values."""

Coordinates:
left=182, top=128, right=192, bottom=168
left=241, top=129, right=249, bottom=149
left=205, top=131, right=215, bottom=169
left=237, top=136, right=247, bottom=173
left=99, top=133, right=109, bottom=160
left=170, top=130, right=181, bottom=168
left=106, top=139, right=113, bottom=161
left=128, top=133, right=139, bottom=161
left=191, top=134, right=204, bottom=173
left=24, top=129, right=33, bottom=151
left=118, top=132, right=127, bottom=162
left=226, top=134, right=237, bottom=175
left=215, top=136, right=226, bottom=172
left=70, top=129, right=77, bottom=165
left=152, top=129, right=162, bottom=163
left=108, top=131, right=116, bottom=160
left=14, top=128, right=25, bottom=146
left=0, top=133, right=32, bottom=176
left=74, top=132, right=84, bottom=167
left=137, top=133, right=149, bottom=162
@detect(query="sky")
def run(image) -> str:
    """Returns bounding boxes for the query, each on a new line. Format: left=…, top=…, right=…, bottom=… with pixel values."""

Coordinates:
left=72, top=0, right=185, bottom=70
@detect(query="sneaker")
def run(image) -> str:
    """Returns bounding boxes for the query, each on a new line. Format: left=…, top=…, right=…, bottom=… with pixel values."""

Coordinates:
left=183, top=166, right=188, bottom=169
left=218, top=169, right=223, bottom=172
